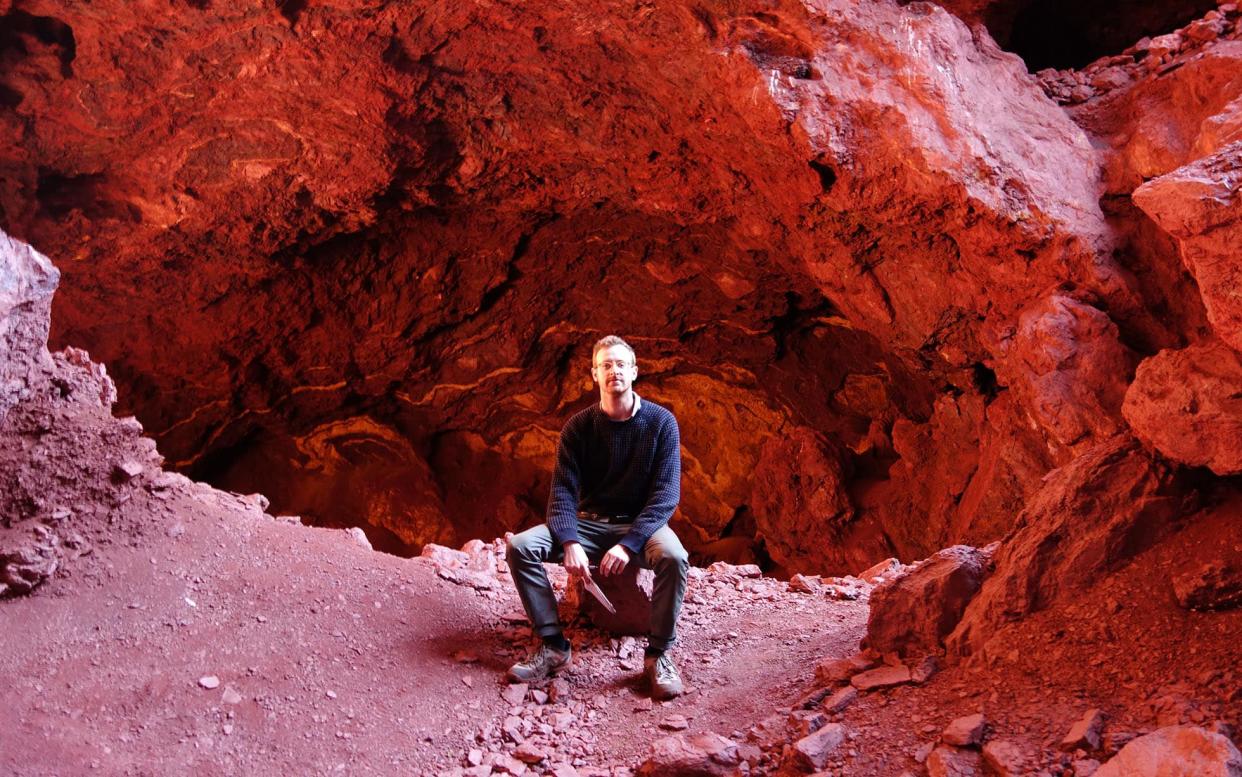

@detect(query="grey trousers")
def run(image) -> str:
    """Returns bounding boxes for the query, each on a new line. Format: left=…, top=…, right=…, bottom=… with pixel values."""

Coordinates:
left=507, top=519, right=689, bottom=651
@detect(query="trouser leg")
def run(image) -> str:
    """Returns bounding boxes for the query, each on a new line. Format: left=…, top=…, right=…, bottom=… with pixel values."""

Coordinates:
left=507, top=525, right=563, bottom=638
left=641, top=525, right=689, bottom=652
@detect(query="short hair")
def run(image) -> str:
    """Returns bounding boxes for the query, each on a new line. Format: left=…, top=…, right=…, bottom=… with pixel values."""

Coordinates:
left=592, top=335, right=636, bottom=365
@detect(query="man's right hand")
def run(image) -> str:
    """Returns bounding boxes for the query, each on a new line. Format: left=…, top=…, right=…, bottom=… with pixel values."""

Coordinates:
left=563, top=542, right=591, bottom=580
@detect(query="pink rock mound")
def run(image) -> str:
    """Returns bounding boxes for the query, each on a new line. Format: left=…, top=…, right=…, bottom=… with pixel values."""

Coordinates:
left=1123, top=338, right=1242, bottom=475
left=865, top=545, right=993, bottom=658
left=949, top=436, right=1186, bottom=656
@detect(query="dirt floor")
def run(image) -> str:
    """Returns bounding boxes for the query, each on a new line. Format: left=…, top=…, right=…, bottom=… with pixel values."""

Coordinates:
left=0, top=476, right=869, bottom=776
left=3, top=468, right=1239, bottom=776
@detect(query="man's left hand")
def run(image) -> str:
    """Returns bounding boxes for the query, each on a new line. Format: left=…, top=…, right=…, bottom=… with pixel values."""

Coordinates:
left=599, top=545, right=630, bottom=577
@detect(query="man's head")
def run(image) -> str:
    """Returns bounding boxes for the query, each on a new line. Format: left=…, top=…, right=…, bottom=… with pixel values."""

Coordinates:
left=591, top=335, right=638, bottom=397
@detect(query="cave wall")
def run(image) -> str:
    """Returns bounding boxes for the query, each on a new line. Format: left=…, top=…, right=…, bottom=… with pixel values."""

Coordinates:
left=1, top=0, right=1238, bottom=575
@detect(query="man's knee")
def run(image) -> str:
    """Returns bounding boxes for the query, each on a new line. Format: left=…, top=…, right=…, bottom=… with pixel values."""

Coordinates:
left=646, top=532, right=689, bottom=572
left=508, top=525, right=551, bottom=563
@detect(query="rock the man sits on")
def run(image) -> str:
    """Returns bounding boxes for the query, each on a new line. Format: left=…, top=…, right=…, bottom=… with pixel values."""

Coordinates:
left=506, top=335, right=689, bottom=699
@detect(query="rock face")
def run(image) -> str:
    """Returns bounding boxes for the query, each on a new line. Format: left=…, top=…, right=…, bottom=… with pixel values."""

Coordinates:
left=0, top=0, right=1148, bottom=569
left=1123, top=339, right=1242, bottom=475
left=0, top=0, right=1239, bottom=593
left=0, top=231, right=58, bottom=418
left=865, top=545, right=993, bottom=658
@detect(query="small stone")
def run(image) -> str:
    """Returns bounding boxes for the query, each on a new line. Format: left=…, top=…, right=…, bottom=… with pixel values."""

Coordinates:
left=927, top=745, right=983, bottom=777
left=982, top=738, right=1028, bottom=776
left=633, top=698, right=654, bottom=712
left=452, top=650, right=480, bottom=663
left=851, top=664, right=911, bottom=691
left=467, top=748, right=483, bottom=766
left=1063, top=709, right=1105, bottom=751
left=942, top=713, right=985, bottom=747
left=659, top=714, right=690, bottom=731
left=514, top=742, right=547, bottom=764
left=548, top=678, right=571, bottom=703
left=502, top=683, right=528, bottom=706
left=113, top=461, right=144, bottom=481
left=815, top=654, right=873, bottom=685
left=221, top=687, right=243, bottom=705
left=198, top=676, right=220, bottom=690
left=531, top=689, right=548, bottom=705
left=793, top=723, right=846, bottom=770
left=1072, top=758, right=1101, bottom=776
left=325, top=690, right=337, bottom=699
left=821, top=686, right=858, bottom=714
left=911, top=654, right=939, bottom=683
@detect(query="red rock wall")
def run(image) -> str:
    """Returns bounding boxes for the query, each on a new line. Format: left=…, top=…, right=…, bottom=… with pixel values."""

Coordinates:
left=1, top=0, right=1239, bottom=576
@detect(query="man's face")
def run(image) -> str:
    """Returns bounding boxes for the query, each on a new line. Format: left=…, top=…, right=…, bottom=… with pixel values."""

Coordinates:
left=592, top=344, right=638, bottom=396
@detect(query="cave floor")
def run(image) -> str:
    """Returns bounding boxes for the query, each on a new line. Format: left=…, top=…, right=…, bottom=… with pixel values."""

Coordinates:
left=1, top=473, right=1238, bottom=775
left=0, top=479, right=868, bottom=776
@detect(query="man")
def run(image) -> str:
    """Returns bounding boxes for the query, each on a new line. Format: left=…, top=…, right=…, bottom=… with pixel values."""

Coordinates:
left=506, top=335, right=688, bottom=700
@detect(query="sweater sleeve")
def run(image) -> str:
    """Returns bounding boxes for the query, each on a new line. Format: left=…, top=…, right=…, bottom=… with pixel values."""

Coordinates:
left=618, top=414, right=681, bottom=554
left=545, top=416, right=584, bottom=545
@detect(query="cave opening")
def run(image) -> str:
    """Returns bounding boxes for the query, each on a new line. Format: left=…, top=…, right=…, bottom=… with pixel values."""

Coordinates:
left=978, top=0, right=1218, bottom=71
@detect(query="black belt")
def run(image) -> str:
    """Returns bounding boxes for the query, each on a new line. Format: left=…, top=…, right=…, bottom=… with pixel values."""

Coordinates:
left=578, top=511, right=631, bottom=524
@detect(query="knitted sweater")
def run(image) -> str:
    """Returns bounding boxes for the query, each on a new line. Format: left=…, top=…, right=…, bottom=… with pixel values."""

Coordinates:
left=545, top=396, right=682, bottom=554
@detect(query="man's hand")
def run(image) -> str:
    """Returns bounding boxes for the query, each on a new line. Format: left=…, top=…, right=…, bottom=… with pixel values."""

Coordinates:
left=599, top=545, right=630, bottom=577
left=563, top=542, right=591, bottom=580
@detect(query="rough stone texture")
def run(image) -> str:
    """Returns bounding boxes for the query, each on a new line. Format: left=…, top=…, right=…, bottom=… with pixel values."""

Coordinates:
left=850, top=665, right=911, bottom=691
left=981, top=738, right=1030, bottom=777
left=1133, top=142, right=1242, bottom=353
left=1123, top=339, right=1242, bottom=475
left=926, top=745, right=984, bottom=777
left=942, top=713, right=986, bottom=747
left=793, top=722, right=846, bottom=770
left=0, top=230, right=58, bottom=419
left=865, top=545, right=993, bottom=658
left=575, top=565, right=654, bottom=636
left=750, top=426, right=860, bottom=574
left=949, top=436, right=1186, bottom=656
left=1062, top=709, right=1106, bottom=751
left=1093, top=725, right=1242, bottom=777
left=992, top=294, right=1134, bottom=459
left=1170, top=498, right=1242, bottom=610
left=636, top=732, right=741, bottom=777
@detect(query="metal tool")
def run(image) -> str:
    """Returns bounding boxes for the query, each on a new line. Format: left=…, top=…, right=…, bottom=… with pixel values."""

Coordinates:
left=581, top=574, right=616, bottom=614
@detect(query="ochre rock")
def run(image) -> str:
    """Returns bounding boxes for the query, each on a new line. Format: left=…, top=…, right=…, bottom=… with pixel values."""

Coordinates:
left=865, top=545, right=993, bottom=658
left=948, top=436, right=1185, bottom=656
left=1133, top=141, right=1242, bottom=353
left=1123, top=338, right=1242, bottom=475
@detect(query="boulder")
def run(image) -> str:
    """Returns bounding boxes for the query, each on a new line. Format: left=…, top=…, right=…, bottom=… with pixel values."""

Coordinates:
left=1093, top=725, right=1242, bottom=777
left=1133, top=141, right=1242, bottom=352
left=1123, top=339, right=1242, bottom=475
left=949, top=436, right=1184, bottom=656
left=574, top=564, right=654, bottom=636
left=866, top=545, right=993, bottom=657
left=1172, top=561, right=1242, bottom=611
left=636, top=732, right=741, bottom=777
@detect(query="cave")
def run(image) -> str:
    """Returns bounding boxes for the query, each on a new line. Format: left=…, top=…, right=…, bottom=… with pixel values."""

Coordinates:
left=2, top=0, right=1241, bottom=773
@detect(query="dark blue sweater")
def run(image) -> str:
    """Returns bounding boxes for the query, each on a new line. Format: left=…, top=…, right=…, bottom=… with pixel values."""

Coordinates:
left=546, top=397, right=682, bottom=555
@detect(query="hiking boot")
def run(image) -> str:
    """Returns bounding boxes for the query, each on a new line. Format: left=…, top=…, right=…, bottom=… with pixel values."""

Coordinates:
left=645, top=653, right=683, bottom=700
left=507, top=643, right=572, bottom=683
